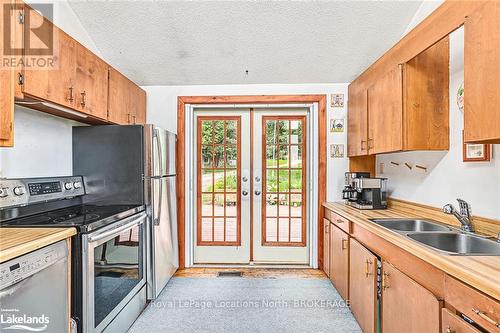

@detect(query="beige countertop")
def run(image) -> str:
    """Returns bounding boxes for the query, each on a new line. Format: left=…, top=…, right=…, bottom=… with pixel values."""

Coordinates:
left=0, top=228, right=76, bottom=263
left=323, top=202, right=500, bottom=301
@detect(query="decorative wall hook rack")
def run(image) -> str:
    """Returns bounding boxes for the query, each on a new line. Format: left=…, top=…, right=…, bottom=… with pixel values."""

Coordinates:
left=415, top=165, right=428, bottom=172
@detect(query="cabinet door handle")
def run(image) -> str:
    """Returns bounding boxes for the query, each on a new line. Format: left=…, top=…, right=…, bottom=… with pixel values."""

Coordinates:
left=132, top=115, right=137, bottom=124
left=445, top=326, right=454, bottom=333
left=471, top=308, right=500, bottom=328
left=80, top=91, right=86, bottom=107
left=367, top=138, right=374, bottom=149
left=382, top=272, right=390, bottom=291
left=127, top=113, right=131, bottom=123
left=325, top=224, right=329, bottom=234
left=360, top=140, right=366, bottom=151
left=365, top=259, right=373, bottom=277
left=68, top=87, right=74, bottom=102
left=341, top=238, right=348, bottom=250
left=336, top=219, right=344, bottom=224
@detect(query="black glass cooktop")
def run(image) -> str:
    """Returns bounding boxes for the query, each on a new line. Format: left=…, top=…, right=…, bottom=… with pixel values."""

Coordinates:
left=0, top=204, right=144, bottom=233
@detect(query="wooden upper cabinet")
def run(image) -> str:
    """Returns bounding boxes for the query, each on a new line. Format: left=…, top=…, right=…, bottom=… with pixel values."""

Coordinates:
left=0, top=0, right=18, bottom=146
left=381, top=261, right=441, bottom=333
left=351, top=37, right=449, bottom=156
left=108, top=68, right=146, bottom=125
left=349, top=238, right=377, bottom=333
left=329, top=224, right=349, bottom=300
left=403, top=36, right=450, bottom=150
left=347, top=89, right=368, bottom=157
left=367, top=65, right=403, bottom=154
left=22, top=14, right=77, bottom=110
left=464, top=1, right=500, bottom=144
left=75, top=44, right=108, bottom=120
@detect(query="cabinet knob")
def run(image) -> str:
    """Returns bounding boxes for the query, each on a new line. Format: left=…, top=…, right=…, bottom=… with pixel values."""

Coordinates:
left=445, top=326, right=454, bottom=333
left=80, top=91, right=86, bottom=107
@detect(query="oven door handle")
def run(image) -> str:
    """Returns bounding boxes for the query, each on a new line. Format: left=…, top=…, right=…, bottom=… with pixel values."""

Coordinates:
left=88, top=214, right=146, bottom=243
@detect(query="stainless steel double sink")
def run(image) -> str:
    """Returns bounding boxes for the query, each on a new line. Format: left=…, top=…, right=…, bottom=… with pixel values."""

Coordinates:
left=369, top=218, right=500, bottom=256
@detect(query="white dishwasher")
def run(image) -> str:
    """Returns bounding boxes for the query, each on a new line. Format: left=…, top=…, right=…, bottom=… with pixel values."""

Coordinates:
left=0, top=240, right=70, bottom=332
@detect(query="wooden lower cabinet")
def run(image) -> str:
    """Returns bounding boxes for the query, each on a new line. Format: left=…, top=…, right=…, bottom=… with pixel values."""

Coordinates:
left=442, top=308, right=482, bottom=333
left=381, top=261, right=441, bottom=333
left=349, top=238, right=377, bottom=333
left=329, top=224, right=349, bottom=300
left=323, top=219, right=330, bottom=277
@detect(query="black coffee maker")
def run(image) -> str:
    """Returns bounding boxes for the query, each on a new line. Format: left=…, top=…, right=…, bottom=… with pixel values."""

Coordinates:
left=342, top=172, right=388, bottom=210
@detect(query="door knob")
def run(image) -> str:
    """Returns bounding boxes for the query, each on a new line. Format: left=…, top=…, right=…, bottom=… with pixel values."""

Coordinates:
left=242, top=190, right=248, bottom=196
left=254, top=190, right=261, bottom=196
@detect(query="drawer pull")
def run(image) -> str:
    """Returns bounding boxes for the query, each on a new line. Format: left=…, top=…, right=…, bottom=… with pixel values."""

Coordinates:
left=336, top=219, right=344, bottom=224
left=364, top=259, right=373, bottom=277
left=471, top=308, right=500, bottom=328
left=341, top=238, right=348, bottom=250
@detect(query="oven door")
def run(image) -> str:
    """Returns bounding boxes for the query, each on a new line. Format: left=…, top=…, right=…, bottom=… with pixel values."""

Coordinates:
left=82, top=212, right=147, bottom=333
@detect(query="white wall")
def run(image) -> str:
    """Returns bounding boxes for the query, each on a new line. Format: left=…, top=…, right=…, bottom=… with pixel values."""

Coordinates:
left=0, top=0, right=98, bottom=178
left=377, top=10, right=500, bottom=219
left=143, top=83, right=349, bottom=202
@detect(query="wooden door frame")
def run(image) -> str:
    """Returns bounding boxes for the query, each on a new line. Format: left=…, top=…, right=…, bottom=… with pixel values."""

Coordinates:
left=177, top=95, right=327, bottom=269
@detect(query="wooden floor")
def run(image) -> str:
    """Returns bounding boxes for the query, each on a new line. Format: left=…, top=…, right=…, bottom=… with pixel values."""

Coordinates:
left=174, top=267, right=326, bottom=279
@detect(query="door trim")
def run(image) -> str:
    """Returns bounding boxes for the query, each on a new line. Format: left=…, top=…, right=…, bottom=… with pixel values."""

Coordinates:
left=177, top=95, right=327, bottom=269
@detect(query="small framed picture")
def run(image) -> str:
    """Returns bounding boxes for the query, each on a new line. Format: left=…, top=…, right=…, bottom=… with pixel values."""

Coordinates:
left=331, top=93, right=344, bottom=107
left=330, top=118, right=344, bottom=133
left=463, top=131, right=491, bottom=162
left=330, top=144, right=344, bottom=158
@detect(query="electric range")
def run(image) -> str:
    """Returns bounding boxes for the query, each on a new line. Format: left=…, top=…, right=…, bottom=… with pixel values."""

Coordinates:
left=0, top=176, right=148, bottom=333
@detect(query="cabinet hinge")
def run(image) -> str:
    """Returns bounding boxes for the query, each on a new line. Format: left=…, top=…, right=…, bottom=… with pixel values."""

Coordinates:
left=17, top=73, right=24, bottom=85
left=18, top=12, right=25, bottom=24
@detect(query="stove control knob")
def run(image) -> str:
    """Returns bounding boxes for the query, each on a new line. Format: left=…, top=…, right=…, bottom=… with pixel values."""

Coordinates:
left=13, top=186, right=26, bottom=196
left=64, top=182, right=73, bottom=190
left=0, top=188, right=8, bottom=198
left=73, top=181, right=82, bottom=189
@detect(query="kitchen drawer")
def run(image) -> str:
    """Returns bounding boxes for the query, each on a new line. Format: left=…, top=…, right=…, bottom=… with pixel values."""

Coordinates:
left=445, top=276, right=500, bottom=332
left=442, top=308, right=482, bottom=333
left=324, top=209, right=351, bottom=234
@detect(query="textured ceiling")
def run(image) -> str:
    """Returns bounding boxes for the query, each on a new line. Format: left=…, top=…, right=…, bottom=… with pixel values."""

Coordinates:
left=68, top=1, right=422, bottom=86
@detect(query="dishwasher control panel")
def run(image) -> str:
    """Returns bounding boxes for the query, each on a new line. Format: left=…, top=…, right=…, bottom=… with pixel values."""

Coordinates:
left=0, top=240, right=68, bottom=290
left=0, top=176, right=85, bottom=208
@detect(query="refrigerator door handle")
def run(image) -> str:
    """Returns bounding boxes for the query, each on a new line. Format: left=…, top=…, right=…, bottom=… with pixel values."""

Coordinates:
left=154, top=178, right=163, bottom=226
left=154, top=128, right=164, bottom=177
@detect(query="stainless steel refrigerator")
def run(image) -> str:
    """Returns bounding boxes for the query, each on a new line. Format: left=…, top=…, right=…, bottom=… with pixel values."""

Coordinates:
left=143, top=125, right=178, bottom=300
left=73, top=124, right=179, bottom=301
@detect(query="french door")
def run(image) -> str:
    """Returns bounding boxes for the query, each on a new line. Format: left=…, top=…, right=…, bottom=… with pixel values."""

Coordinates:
left=193, top=109, right=309, bottom=264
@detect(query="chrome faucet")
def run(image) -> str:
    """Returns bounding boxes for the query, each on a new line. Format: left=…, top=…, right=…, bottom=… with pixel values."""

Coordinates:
left=443, top=199, right=474, bottom=232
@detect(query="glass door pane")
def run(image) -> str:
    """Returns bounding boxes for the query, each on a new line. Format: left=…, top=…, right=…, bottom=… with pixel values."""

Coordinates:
left=262, top=116, right=306, bottom=246
left=197, top=117, right=241, bottom=245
